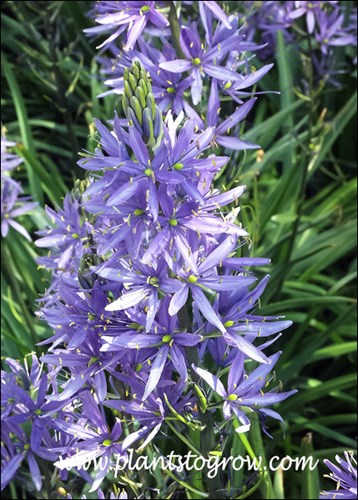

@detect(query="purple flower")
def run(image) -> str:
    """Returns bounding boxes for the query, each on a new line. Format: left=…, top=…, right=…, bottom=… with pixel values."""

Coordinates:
left=1, top=421, right=43, bottom=491
left=85, top=1, right=169, bottom=51
left=1, top=134, right=37, bottom=241
left=320, top=452, right=357, bottom=499
left=207, top=81, right=260, bottom=150
left=96, top=257, right=181, bottom=332
left=1, top=182, right=36, bottom=241
left=288, top=1, right=339, bottom=34
left=104, top=374, right=194, bottom=448
left=159, top=24, right=244, bottom=104
left=35, top=193, right=92, bottom=270
left=1, top=134, right=23, bottom=175
left=192, top=351, right=297, bottom=434
left=314, top=7, right=357, bottom=56
left=201, top=1, right=232, bottom=30
left=53, top=391, right=131, bottom=492
left=100, top=299, right=202, bottom=399
left=1, top=356, right=61, bottom=491
left=21, top=58, right=297, bottom=498
left=167, top=236, right=256, bottom=332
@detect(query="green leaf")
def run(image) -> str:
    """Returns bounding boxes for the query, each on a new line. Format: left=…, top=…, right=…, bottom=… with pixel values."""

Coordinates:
left=300, top=433, right=320, bottom=500
left=275, top=30, right=295, bottom=170
left=308, top=91, right=357, bottom=177
left=2, top=53, right=43, bottom=202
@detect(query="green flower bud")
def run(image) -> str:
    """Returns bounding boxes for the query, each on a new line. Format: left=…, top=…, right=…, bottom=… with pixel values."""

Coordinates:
left=143, top=107, right=155, bottom=148
left=139, top=78, right=148, bottom=95
left=146, top=92, right=156, bottom=117
left=122, top=62, right=164, bottom=154
left=124, top=79, right=133, bottom=100
left=130, top=96, right=143, bottom=124
left=135, top=86, right=146, bottom=109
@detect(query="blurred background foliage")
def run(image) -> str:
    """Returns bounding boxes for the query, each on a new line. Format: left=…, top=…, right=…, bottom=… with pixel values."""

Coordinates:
left=1, top=1, right=356, bottom=498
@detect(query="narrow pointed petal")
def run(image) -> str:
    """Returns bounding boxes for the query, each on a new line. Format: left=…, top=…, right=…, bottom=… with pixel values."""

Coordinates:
left=199, top=236, right=236, bottom=274
left=143, top=346, right=169, bottom=400
left=169, top=286, right=189, bottom=316
left=159, top=60, right=192, bottom=73
left=191, top=287, right=226, bottom=333
left=203, top=63, right=241, bottom=81
left=224, top=332, right=271, bottom=364
left=241, top=390, right=297, bottom=406
left=191, top=364, right=227, bottom=398
left=105, top=288, right=150, bottom=311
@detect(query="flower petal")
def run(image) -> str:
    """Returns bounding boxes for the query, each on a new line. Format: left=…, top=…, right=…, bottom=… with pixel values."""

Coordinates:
left=191, top=364, right=227, bottom=398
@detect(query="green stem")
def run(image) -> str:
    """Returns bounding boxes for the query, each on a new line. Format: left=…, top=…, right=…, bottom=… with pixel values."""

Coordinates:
left=185, top=346, right=226, bottom=498
left=166, top=420, right=202, bottom=455
left=248, top=413, right=275, bottom=499
left=177, top=305, right=225, bottom=497
left=168, top=1, right=186, bottom=59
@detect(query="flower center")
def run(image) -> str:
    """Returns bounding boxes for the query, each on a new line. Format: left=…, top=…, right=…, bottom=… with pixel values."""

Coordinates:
left=147, top=276, right=159, bottom=286
left=193, top=57, right=201, bottom=66
left=227, top=394, right=238, bottom=401
left=88, top=356, right=99, bottom=367
left=166, top=87, right=175, bottom=94
left=169, top=218, right=178, bottom=227
left=173, top=162, right=184, bottom=170
left=102, top=439, right=112, bottom=447
left=162, top=334, right=172, bottom=343
left=188, top=275, right=197, bottom=284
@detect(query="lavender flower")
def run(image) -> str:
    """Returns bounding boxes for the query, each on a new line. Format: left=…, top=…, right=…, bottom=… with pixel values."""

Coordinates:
left=1, top=356, right=61, bottom=491
left=1, top=134, right=23, bottom=175
left=1, top=51, right=296, bottom=496
left=35, top=192, right=92, bottom=270
left=242, top=0, right=357, bottom=84
left=53, top=392, right=129, bottom=492
left=159, top=24, right=246, bottom=104
left=192, top=351, right=297, bottom=434
left=85, top=1, right=169, bottom=51
left=287, top=1, right=339, bottom=34
left=1, top=134, right=37, bottom=241
left=35, top=63, right=294, bottom=431
left=320, top=452, right=357, bottom=499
